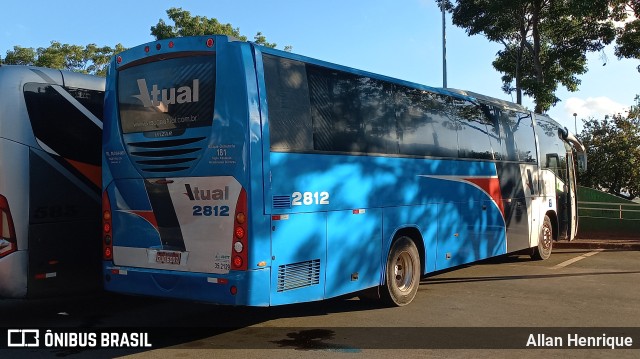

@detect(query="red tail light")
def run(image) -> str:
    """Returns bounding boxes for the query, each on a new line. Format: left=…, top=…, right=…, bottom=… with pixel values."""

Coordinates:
left=231, top=188, right=248, bottom=270
left=0, top=195, right=17, bottom=258
left=102, top=191, right=113, bottom=260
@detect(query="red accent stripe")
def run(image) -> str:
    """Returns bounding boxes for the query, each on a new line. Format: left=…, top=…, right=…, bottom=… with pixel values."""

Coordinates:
left=64, top=159, right=101, bottom=188
left=131, top=211, right=159, bottom=229
left=464, top=177, right=505, bottom=217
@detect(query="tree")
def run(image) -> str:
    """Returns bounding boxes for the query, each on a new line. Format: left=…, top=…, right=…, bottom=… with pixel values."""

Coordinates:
left=2, top=42, right=125, bottom=77
left=438, top=0, right=619, bottom=113
left=614, top=1, right=640, bottom=70
left=578, top=95, right=640, bottom=200
left=150, top=7, right=291, bottom=51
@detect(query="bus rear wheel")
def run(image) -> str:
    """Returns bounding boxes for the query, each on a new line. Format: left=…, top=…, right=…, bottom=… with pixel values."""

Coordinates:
left=382, top=236, right=421, bottom=306
left=531, top=215, right=553, bottom=260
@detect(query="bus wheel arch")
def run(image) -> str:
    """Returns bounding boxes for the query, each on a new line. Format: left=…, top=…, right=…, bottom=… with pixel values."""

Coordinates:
left=381, top=229, right=423, bottom=306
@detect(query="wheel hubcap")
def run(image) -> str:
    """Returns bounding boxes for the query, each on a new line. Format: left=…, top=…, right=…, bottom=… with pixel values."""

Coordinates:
left=542, top=224, right=552, bottom=250
left=394, top=251, right=415, bottom=291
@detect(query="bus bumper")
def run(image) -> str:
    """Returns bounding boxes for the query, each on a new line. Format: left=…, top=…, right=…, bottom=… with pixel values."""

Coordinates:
left=103, top=264, right=271, bottom=306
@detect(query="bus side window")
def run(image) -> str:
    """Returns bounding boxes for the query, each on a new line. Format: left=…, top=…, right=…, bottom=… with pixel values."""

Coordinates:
left=263, top=55, right=313, bottom=152
left=306, top=65, right=397, bottom=155
left=455, top=100, right=493, bottom=160
left=395, top=87, right=458, bottom=158
left=501, top=111, right=537, bottom=164
left=23, top=83, right=103, bottom=166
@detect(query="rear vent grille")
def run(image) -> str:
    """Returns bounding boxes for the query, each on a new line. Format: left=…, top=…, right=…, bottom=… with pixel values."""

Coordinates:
left=277, top=259, right=321, bottom=292
left=272, top=195, right=292, bottom=209
left=125, top=136, right=206, bottom=173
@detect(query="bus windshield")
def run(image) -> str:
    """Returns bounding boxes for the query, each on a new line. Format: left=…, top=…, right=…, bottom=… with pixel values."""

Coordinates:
left=117, top=54, right=216, bottom=134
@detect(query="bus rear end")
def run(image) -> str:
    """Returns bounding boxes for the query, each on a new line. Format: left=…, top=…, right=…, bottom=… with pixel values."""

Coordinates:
left=0, top=66, right=103, bottom=298
left=102, top=36, right=269, bottom=305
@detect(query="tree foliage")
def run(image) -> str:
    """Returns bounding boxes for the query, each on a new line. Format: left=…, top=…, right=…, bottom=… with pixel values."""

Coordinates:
left=614, top=1, right=640, bottom=69
left=151, top=7, right=291, bottom=51
left=1, top=7, right=290, bottom=75
left=2, top=41, right=125, bottom=77
left=578, top=95, right=640, bottom=200
left=438, top=0, right=619, bottom=113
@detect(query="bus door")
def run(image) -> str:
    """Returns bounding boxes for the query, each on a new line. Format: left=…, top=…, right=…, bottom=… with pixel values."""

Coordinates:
left=525, top=166, right=542, bottom=249
left=546, top=152, right=570, bottom=240
left=566, top=151, right=578, bottom=240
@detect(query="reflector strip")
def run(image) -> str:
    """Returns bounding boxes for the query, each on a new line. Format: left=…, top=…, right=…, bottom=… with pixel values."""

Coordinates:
left=35, top=272, right=57, bottom=280
left=207, top=277, right=229, bottom=284
left=112, top=269, right=127, bottom=275
left=272, top=214, right=290, bottom=221
left=352, top=209, right=366, bottom=215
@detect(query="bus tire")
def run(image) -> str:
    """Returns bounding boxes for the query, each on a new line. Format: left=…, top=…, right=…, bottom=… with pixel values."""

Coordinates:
left=382, top=236, right=421, bottom=306
left=531, top=215, right=553, bottom=260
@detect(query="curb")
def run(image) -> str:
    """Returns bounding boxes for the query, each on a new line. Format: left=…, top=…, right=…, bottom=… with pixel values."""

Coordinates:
left=554, top=240, right=640, bottom=251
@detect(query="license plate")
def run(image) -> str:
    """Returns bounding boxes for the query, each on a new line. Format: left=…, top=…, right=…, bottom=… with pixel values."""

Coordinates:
left=155, top=251, right=181, bottom=265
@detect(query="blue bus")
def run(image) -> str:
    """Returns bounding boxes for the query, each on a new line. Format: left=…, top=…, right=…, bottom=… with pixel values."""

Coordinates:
left=102, top=35, right=586, bottom=306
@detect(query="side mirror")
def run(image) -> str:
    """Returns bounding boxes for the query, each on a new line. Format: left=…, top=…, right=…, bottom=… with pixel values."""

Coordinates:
left=577, top=152, right=587, bottom=173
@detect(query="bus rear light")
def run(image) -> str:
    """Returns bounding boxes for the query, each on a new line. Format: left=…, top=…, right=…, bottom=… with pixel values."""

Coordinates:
left=156, top=43, right=162, bottom=51
left=231, top=188, right=248, bottom=270
left=234, top=226, right=244, bottom=239
left=102, top=191, right=113, bottom=261
left=206, top=38, right=214, bottom=47
left=144, top=46, right=150, bottom=53
left=0, top=195, right=17, bottom=258
left=168, top=41, right=174, bottom=48
left=116, top=56, right=122, bottom=64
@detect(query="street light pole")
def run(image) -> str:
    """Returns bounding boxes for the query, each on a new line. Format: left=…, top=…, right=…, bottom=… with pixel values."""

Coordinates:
left=573, top=113, right=577, bottom=134
left=441, top=2, right=447, bottom=88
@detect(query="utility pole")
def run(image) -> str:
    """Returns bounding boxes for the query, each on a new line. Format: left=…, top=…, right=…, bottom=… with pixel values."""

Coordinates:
left=441, top=2, right=447, bottom=88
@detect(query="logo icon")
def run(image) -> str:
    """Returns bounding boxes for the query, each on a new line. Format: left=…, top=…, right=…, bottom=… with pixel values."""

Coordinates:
left=7, top=329, right=40, bottom=347
left=133, top=79, right=200, bottom=109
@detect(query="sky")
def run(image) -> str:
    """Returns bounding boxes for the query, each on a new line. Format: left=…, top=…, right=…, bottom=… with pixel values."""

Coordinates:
left=2, top=0, right=638, bottom=134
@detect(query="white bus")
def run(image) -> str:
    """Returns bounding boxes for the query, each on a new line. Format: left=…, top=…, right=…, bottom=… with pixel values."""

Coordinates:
left=0, top=65, right=104, bottom=298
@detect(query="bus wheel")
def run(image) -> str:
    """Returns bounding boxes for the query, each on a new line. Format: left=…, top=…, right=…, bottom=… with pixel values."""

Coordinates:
left=531, top=215, right=553, bottom=260
left=382, top=236, right=421, bottom=306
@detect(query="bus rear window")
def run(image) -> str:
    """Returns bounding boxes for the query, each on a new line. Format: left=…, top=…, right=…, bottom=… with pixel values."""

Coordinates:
left=117, top=54, right=215, bottom=134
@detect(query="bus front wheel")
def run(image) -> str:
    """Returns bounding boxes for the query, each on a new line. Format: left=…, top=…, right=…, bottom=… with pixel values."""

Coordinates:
left=382, top=236, right=421, bottom=306
left=531, top=215, right=553, bottom=260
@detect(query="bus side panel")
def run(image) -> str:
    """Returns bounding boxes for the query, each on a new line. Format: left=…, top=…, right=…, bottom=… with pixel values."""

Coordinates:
left=27, top=150, right=101, bottom=297
left=436, top=191, right=506, bottom=269
left=270, top=212, right=326, bottom=306
left=27, top=221, right=101, bottom=297
left=325, top=209, right=381, bottom=299
left=437, top=202, right=475, bottom=269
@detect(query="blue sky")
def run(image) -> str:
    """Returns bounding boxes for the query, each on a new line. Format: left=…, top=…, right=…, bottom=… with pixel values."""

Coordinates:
left=2, top=0, right=638, bottom=133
